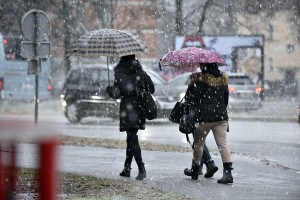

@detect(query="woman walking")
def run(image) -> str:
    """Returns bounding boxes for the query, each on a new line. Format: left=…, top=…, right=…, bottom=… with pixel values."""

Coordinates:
left=106, top=54, right=155, bottom=180
left=184, top=63, right=233, bottom=184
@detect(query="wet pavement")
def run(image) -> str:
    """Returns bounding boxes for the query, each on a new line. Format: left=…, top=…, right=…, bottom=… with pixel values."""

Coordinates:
left=16, top=143, right=300, bottom=200
left=1, top=97, right=300, bottom=199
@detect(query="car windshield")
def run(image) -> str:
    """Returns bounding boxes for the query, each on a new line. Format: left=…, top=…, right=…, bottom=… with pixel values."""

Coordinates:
left=82, top=68, right=112, bottom=86
left=229, top=76, right=253, bottom=85
left=169, top=74, right=189, bottom=86
left=144, top=69, right=166, bottom=85
left=66, top=68, right=114, bottom=86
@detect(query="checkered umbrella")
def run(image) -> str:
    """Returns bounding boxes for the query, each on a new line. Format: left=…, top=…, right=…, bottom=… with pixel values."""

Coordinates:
left=65, top=29, right=148, bottom=57
left=66, top=29, right=148, bottom=84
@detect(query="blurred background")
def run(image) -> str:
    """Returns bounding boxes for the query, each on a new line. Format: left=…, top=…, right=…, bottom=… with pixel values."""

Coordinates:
left=0, top=0, right=299, bottom=99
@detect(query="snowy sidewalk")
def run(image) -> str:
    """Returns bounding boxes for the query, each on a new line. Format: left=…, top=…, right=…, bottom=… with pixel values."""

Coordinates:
left=16, top=144, right=300, bottom=200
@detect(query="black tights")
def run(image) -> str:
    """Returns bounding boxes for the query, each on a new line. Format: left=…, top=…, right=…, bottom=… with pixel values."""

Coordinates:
left=124, top=129, right=143, bottom=168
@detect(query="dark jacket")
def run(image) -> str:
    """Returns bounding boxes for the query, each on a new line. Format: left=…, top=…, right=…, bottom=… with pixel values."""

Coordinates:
left=106, top=60, right=155, bottom=132
left=185, top=72, right=229, bottom=123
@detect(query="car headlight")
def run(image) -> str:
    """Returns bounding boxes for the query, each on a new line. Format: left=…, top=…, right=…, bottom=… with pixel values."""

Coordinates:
left=91, top=95, right=104, bottom=100
left=61, top=100, right=67, bottom=108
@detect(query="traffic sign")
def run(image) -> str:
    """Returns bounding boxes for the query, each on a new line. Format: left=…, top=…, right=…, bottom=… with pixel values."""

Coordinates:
left=21, top=10, right=51, bottom=42
left=21, top=41, right=51, bottom=59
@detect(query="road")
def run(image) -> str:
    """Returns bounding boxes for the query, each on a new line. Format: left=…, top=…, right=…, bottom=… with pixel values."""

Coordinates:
left=1, top=113, right=300, bottom=172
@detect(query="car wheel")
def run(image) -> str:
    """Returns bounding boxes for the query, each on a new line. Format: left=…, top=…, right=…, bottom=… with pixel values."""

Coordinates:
left=66, top=103, right=81, bottom=123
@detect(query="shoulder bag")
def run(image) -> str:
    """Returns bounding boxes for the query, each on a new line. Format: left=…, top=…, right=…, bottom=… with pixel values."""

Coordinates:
left=169, top=96, right=186, bottom=124
left=141, top=72, right=157, bottom=120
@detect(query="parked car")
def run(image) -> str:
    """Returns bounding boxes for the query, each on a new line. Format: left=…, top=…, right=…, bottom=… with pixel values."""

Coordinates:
left=154, top=73, right=189, bottom=117
left=143, top=68, right=167, bottom=85
left=227, top=73, right=262, bottom=111
left=142, top=68, right=169, bottom=117
left=154, top=72, right=262, bottom=117
left=60, top=64, right=119, bottom=123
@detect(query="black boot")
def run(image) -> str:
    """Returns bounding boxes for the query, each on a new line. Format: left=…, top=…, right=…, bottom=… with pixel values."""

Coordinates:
left=191, top=160, right=200, bottom=180
left=204, top=161, right=218, bottom=178
left=119, top=165, right=131, bottom=177
left=217, top=162, right=233, bottom=184
left=184, top=163, right=203, bottom=176
left=136, top=163, right=146, bottom=180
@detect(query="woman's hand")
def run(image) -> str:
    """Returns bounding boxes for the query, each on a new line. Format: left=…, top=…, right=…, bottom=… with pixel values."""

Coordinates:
left=106, top=84, right=112, bottom=93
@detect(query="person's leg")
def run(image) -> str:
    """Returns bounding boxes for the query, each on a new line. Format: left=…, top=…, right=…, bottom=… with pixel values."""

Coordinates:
left=124, top=133, right=134, bottom=166
left=120, top=132, right=134, bottom=177
left=193, top=123, right=211, bottom=163
left=191, top=123, right=211, bottom=180
left=127, top=129, right=146, bottom=180
left=212, top=121, right=233, bottom=184
left=202, top=143, right=218, bottom=178
left=212, top=121, right=231, bottom=163
left=202, top=143, right=212, bottom=165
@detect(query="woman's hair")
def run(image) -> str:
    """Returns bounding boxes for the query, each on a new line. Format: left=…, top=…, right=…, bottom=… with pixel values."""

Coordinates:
left=119, top=55, right=136, bottom=64
left=201, top=63, right=222, bottom=77
left=115, top=54, right=141, bottom=73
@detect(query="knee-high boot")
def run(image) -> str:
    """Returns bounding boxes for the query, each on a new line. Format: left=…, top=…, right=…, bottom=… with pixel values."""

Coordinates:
left=136, top=162, right=146, bottom=180
left=217, top=162, right=233, bottom=184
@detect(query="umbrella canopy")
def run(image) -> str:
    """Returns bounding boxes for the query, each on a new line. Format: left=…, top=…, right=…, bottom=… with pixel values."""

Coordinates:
left=65, top=29, right=148, bottom=57
left=159, top=47, right=226, bottom=70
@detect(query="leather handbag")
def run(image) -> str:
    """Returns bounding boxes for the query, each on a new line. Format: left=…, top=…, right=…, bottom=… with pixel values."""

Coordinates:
left=141, top=72, right=157, bottom=120
left=179, top=113, right=195, bottom=134
left=169, top=98, right=185, bottom=124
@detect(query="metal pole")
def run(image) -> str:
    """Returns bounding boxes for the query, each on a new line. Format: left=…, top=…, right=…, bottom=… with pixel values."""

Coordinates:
left=33, top=11, right=39, bottom=125
left=35, top=73, right=39, bottom=124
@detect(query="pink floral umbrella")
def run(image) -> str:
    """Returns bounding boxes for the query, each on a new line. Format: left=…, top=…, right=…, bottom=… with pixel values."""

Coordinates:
left=159, top=47, right=226, bottom=71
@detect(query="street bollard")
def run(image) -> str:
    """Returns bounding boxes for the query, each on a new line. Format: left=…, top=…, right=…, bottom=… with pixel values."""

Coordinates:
left=0, top=120, right=59, bottom=200
left=39, top=138, right=58, bottom=200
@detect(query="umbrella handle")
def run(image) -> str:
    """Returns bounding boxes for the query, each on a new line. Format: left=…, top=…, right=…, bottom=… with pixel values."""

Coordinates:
left=159, top=59, right=162, bottom=70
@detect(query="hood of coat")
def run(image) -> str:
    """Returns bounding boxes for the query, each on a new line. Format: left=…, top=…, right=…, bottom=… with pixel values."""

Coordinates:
left=114, top=59, right=142, bottom=74
left=189, top=72, right=228, bottom=87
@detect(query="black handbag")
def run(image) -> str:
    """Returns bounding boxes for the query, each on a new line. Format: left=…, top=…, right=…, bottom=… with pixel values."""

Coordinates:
left=179, top=113, right=195, bottom=134
left=141, top=72, right=157, bottom=120
left=169, top=98, right=185, bottom=123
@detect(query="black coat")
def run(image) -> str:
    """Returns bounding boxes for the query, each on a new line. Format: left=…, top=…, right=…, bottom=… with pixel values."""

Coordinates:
left=106, top=60, right=155, bottom=132
left=185, top=72, right=229, bottom=123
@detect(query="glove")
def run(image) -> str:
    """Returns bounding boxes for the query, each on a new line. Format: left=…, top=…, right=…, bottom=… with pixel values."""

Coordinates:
left=106, top=84, right=112, bottom=93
